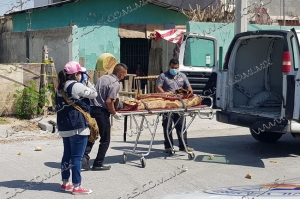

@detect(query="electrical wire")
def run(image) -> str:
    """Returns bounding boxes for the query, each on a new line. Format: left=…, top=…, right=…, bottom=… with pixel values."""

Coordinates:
left=179, top=0, right=186, bottom=10
left=201, top=0, right=217, bottom=11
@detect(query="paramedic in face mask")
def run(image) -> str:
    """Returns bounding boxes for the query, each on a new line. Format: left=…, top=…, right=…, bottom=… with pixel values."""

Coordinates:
left=156, top=58, right=194, bottom=153
left=82, top=63, right=128, bottom=171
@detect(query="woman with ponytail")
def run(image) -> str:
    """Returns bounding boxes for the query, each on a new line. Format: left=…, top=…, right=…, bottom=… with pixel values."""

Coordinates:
left=55, top=61, right=97, bottom=195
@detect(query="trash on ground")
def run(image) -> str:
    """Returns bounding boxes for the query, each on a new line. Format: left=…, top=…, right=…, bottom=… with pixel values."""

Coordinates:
left=35, top=146, right=42, bottom=151
left=245, top=173, right=252, bottom=179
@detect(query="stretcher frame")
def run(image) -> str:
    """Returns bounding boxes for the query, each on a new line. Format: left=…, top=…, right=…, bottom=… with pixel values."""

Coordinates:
left=115, top=96, right=214, bottom=168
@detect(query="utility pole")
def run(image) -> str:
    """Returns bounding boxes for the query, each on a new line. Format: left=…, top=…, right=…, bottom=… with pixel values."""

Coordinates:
left=234, top=0, right=248, bottom=35
left=17, top=0, right=24, bottom=10
left=283, top=0, right=286, bottom=26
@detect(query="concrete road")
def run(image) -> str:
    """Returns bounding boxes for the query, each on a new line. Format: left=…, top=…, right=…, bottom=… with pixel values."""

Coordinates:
left=1, top=115, right=300, bottom=199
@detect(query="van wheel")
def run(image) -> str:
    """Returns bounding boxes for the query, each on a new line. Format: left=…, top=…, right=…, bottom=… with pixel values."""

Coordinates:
left=249, top=129, right=283, bottom=143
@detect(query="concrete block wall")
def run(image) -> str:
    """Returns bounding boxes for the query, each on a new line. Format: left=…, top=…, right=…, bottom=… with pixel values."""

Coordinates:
left=28, top=27, right=73, bottom=72
left=0, top=32, right=26, bottom=63
left=0, top=17, right=13, bottom=35
left=0, top=64, right=24, bottom=116
left=0, top=63, right=42, bottom=116
left=0, top=27, right=72, bottom=73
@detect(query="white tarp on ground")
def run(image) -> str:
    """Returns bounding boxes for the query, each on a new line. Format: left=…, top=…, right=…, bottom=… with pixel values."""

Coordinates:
left=155, top=179, right=300, bottom=198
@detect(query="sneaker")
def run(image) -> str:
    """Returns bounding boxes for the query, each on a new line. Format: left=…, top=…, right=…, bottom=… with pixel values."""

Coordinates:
left=60, top=183, right=74, bottom=191
left=81, top=158, right=90, bottom=171
left=179, top=147, right=194, bottom=152
left=72, top=186, right=93, bottom=195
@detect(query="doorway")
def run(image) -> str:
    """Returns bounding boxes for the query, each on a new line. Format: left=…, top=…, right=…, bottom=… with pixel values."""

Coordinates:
left=120, top=38, right=151, bottom=75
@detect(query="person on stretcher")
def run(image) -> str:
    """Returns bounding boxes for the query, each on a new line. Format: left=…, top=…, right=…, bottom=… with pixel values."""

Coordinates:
left=117, top=89, right=202, bottom=111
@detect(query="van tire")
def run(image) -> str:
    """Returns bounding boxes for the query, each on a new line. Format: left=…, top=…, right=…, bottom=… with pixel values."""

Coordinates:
left=249, top=129, right=283, bottom=143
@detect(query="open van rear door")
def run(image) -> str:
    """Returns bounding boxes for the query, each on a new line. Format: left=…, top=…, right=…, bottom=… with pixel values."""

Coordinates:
left=178, top=33, right=218, bottom=73
left=178, top=33, right=218, bottom=105
left=284, top=28, right=300, bottom=121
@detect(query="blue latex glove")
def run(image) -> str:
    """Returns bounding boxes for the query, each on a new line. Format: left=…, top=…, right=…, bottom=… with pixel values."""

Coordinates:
left=81, top=71, right=89, bottom=84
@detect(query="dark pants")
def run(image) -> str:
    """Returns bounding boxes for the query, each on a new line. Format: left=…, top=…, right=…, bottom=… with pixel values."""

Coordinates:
left=83, top=107, right=111, bottom=167
left=162, top=113, right=188, bottom=150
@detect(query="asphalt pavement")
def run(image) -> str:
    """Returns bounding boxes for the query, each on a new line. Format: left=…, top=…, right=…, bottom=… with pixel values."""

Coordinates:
left=1, top=114, right=300, bottom=199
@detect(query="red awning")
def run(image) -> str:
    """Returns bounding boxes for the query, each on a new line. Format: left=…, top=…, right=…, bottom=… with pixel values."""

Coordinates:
left=155, top=28, right=186, bottom=44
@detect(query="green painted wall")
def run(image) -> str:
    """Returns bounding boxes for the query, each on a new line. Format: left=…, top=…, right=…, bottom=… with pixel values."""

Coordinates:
left=71, top=25, right=121, bottom=70
left=13, top=0, right=188, bottom=70
left=186, top=22, right=300, bottom=68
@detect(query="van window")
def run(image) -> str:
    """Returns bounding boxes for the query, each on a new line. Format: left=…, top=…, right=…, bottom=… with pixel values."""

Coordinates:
left=183, top=37, right=215, bottom=67
left=291, top=35, right=299, bottom=70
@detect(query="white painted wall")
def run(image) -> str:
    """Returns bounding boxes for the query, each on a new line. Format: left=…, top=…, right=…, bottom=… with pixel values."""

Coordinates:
left=34, top=0, right=52, bottom=7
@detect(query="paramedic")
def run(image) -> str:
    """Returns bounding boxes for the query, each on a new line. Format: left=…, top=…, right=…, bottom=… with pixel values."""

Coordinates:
left=156, top=58, right=194, bottom=153
left=82, top=63, right=128, bottom=171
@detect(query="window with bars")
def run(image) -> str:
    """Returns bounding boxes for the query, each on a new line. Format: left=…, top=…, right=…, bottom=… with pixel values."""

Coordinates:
left=120, top=38, right=151, bottom=75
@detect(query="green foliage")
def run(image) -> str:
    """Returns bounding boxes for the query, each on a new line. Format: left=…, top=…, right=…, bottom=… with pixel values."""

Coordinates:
left=13, top=80, right=54, bottom=120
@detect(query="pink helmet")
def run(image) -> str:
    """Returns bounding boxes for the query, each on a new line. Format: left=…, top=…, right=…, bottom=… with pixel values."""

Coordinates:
left=64, top=61, right=85, bottom=74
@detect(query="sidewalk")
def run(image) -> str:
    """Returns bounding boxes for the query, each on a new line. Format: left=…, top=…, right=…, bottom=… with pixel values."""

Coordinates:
left=0, top=110, right=239, bottom=143
left=0, top=115, right=60, bottom=144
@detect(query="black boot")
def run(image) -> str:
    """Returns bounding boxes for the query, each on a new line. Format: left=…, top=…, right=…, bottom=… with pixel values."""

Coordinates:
left=92, top=164, right=111, bottom=171
left=81, top=157, right=91, bottom=171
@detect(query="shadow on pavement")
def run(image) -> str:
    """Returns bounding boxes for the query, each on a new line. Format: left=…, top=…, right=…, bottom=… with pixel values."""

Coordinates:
left=114, top=139, right=165, bottom=146
left=187, top=133, right=300, bottom=168
left=44, top=162, right=61, bottom=169
left=92, top=147, right=176, bottom=167
left=43, top=147, right=169, bottom=169
left=0, top=180, right=64, bottom=197
left=112, top=133, right=300, bottom=168
left=43, top=133, right=300, bottom=170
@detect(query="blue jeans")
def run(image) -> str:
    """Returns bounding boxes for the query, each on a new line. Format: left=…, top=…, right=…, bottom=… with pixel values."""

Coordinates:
left=61, top=135, right=88, bottom=186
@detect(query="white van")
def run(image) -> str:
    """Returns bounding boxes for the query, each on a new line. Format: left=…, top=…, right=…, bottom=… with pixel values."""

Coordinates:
left=215, top=28, right=300, bottom=143
left=296, top=30, right=300, bottom=42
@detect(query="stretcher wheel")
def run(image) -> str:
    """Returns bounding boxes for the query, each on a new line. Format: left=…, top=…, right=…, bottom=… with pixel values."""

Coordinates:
left=140, top=157, right=146, bottom=168
left=168, top=150, right=175, bottom=156
left=123, top=154, right=127, bottom=164
left=188, top=152, right=195, bottom=160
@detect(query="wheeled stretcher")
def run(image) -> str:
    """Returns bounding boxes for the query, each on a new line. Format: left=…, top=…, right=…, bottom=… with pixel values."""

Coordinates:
left=115, top=96, right=214, bottom=168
